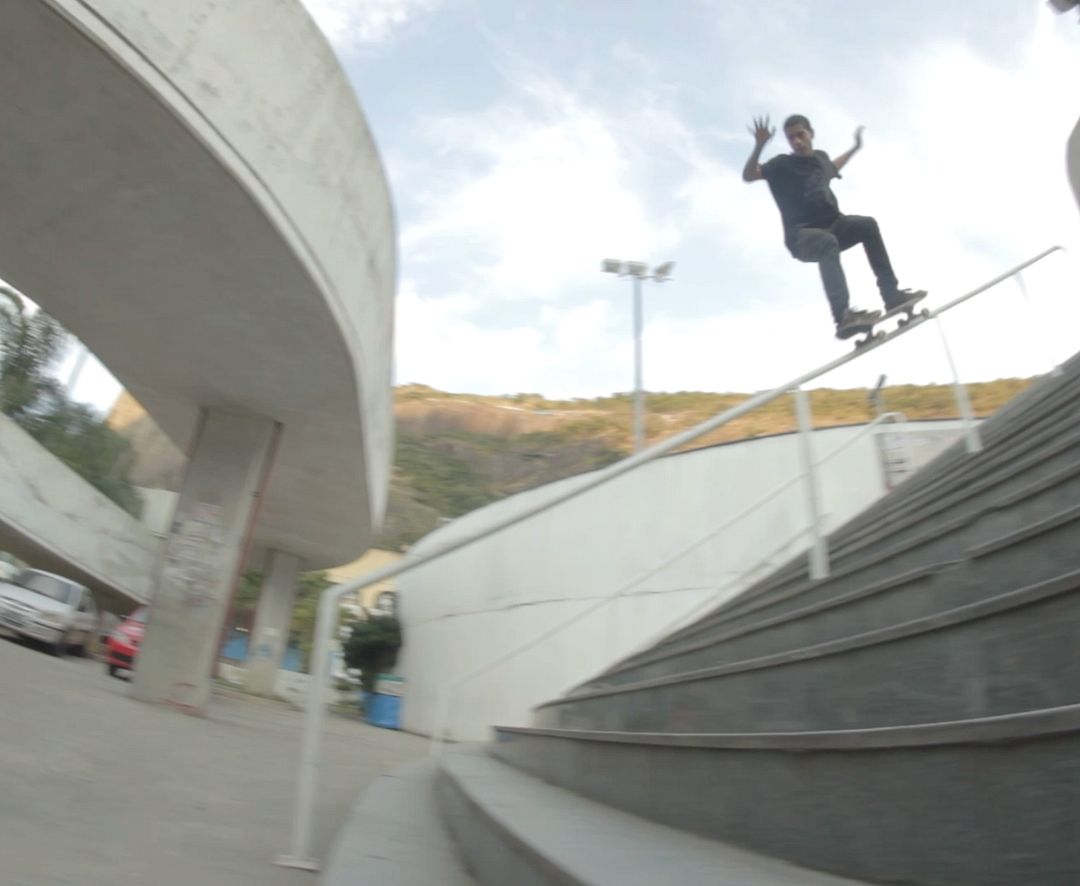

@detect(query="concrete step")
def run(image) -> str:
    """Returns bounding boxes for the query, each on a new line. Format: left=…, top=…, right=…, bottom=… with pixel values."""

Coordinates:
left=831, top=413, right=1080, bottom=561
left=537, top=566, right=1080, bottom=733
left=888, top=357, right=1080, bottom=502
left=495, top=704, right=1080, bottom=886
left=635, top=384, right=1080, bottom=665
left=320, top=758, right=477, bottom=886
left=602, top=498, right=1080, bottom=689
left=598, top=467, right=1080, bottom=690
left=643, top=361, right=1080, bottom=655
left=436, top=744, right=864, bottom=886
left=778, top=363, right=1080, bottom=578
left=872, top=356, right=1080, bottom=508
left=719, top=414, right=1080, bottom=622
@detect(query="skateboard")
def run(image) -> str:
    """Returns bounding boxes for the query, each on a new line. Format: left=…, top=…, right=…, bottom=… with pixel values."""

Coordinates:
left=848, top=290, right=929, bottom=349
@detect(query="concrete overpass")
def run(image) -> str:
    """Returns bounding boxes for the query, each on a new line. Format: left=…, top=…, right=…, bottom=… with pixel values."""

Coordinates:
left=0, top=1, right=395, bottom=709
left=0, top=410, right=158, bottom=614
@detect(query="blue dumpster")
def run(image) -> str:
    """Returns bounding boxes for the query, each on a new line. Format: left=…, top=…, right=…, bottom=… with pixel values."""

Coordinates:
left=363, top=675, right=404, bottom=729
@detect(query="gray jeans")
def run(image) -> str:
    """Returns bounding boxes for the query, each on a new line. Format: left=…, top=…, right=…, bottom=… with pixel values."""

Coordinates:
left=790, top=215, right=899, bottom=324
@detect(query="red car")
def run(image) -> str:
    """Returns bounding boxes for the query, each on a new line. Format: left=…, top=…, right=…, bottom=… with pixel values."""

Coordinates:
left=104, top=606, right=147, bottom=678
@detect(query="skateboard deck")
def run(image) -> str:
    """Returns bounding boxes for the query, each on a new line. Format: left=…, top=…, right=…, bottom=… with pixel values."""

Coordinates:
left=850, top=290, right=929, bottom=348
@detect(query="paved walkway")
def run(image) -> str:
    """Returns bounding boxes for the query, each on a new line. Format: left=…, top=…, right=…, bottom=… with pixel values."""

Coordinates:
left=0, top=636, right=429, bottom=885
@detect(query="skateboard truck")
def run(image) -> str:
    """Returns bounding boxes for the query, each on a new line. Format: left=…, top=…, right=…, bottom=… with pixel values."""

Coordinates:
left=851, top=290, right=929, bottom=349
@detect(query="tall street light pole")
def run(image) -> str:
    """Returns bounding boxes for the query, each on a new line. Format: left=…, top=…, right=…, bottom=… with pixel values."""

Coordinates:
left=602, top=259, right=675, bottom=453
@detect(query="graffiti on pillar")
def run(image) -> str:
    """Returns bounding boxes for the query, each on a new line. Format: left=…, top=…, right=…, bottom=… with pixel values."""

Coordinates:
left=162, top=502, right=224, bottom=607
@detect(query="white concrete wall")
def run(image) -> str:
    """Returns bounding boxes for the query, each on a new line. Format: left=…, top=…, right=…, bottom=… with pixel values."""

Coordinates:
left=0, top=411, right=159, bottom=604
left=398, top=420, right=969, bottom=741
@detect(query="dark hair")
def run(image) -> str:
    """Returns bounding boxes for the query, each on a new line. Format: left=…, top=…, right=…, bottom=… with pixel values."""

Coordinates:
left=783, top=114, right=813, bottom=133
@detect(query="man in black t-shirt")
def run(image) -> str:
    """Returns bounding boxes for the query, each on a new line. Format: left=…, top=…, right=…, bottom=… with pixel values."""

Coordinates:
left=743, top=113, right=919, bottom=338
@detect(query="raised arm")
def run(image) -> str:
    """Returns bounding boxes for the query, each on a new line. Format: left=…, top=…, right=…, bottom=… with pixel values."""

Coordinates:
left=742, top=115, right=775, bottom=182
left=832, top=125, right=865, bottom=172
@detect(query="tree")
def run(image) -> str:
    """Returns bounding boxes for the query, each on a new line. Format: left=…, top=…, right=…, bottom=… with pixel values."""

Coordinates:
left=0, top=287, right=143, bottom=517
left=342, top=616, right=402, bottom=697
left=290, top=571, right=332, bottom=670
left=21, top=398, right=143, bottom=516
left=0, top=286, right=66, bottom=420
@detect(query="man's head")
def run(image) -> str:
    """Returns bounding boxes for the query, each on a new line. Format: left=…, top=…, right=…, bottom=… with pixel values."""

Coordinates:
left=783, top=114, right=814, bottom=157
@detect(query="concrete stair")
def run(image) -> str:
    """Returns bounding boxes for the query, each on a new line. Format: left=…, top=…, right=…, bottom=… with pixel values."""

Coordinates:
left=483, top=353, right=1080, bottom=884
left=319, top=758, right=478, bottom=886
left=334, top=354, right=1080, bottom=884
left=436, top=744, right=865, bottom=885
left=573, top=355, right=1080, bottom=697
left=491, top=706, right=1080, bottom=886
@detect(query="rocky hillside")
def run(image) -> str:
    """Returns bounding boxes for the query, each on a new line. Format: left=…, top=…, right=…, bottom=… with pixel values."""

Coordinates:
left=109, top=378, right=1036, bottom=551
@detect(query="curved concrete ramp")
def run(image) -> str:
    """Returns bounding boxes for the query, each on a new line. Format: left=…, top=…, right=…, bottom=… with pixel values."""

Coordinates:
left=0, top=411, right=157, bottom=611
left=0, top=0, right=394, bottom=569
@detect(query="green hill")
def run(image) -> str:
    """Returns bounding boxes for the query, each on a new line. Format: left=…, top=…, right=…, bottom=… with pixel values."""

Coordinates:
left=375, top=377, right=1035, bottom=550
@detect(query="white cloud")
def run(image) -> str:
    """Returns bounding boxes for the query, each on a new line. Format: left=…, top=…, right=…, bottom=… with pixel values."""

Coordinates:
left=395, top=280, right=649, bottom=398
left=388, top=4, right=1079, bottom=401
left=394, top=283, right=551, bottom=393
left=401, top=76, right=679, bottom=300
left=301, top=0, right=438, bottom=49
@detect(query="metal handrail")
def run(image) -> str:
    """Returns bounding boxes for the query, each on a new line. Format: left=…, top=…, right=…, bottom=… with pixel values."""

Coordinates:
left=608, top=411, right=917, bottom=661
left=425, top=408, right=963, bottom=743
left=275, top=244, right=1064, bottom=870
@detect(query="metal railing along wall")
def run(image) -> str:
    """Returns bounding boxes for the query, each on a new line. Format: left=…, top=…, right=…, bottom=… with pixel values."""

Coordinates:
left=422, top=409, right=909, bottom=752
left=275, top=245, right=1065, bottom=871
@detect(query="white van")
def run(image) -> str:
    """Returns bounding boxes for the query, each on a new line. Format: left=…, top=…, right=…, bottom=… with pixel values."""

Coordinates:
left=0, top=568, right=98, bottom=656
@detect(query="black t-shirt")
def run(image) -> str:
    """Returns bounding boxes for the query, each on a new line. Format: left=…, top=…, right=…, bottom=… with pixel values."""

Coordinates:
left=761, top=150, right=842, bottom=247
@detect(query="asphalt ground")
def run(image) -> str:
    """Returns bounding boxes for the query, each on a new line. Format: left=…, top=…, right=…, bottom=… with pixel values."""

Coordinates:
left=0, top=634, right=428, bottom=885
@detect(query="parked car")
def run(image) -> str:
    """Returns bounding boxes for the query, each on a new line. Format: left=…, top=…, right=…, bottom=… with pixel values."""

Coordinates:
left=0, top=568, right=98, bottom=656
left=104, top=606, right=147, bottom=678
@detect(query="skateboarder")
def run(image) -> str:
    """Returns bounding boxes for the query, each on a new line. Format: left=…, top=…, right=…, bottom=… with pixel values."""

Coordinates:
left=742, top=114, right=922, bottom=338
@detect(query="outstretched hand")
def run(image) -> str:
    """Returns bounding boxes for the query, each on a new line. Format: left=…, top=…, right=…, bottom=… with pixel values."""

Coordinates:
left=748, top=115, right=775, bottom=148
left=853, top=125, right=865, bottom=149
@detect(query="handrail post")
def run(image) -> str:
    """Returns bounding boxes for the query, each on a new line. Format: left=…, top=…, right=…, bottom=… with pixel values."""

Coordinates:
left=1015, top=271, right=1062, bottom=378
left=793, top=387, right=829, bottom=580
left=274, top=589, right=338, bottom=872
left=933, top=316, right=982, bottom=454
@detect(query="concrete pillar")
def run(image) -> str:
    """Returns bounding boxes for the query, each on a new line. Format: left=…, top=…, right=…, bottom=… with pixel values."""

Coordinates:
left=1069, top=117, right=1080, bottom=216
left=132, top=409, right=280, bottom=713
left=245, top=549, right=303, bottom=696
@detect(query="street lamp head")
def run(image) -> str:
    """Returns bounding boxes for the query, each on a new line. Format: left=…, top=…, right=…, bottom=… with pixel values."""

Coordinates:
left=653, top=261, right=675, bottom=282
left=601, top=258, right=623, bottom=274
left=625, top=261, right=648, bottom=278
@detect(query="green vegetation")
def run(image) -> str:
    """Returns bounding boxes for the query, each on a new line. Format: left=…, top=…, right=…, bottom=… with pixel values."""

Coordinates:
left=393, top=430, right=498, bottom=516
left=230, top=569, right=332, bottom=672
left=0, top=289, right=143, bottom=516
left=376, top=377, right=1036, bottom=550
left=21, top=400, right=143, bottom=516
left=375, top=425, right=623, bottom=550
left=342, top=615, right=403, bottom=697
left=0, top=289, right=65, bottom=420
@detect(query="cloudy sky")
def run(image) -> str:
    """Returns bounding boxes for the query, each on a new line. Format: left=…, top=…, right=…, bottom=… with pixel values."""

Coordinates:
left=62, top=0, right=1080, bottom=405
